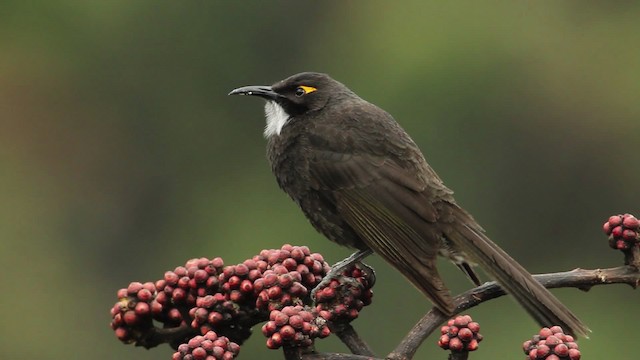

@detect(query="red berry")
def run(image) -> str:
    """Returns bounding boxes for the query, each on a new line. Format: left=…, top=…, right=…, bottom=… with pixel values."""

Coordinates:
left=172, top=288, right=187, bottom=302
left=458, top=328, right=473, bottom=341
left=536, top=344, right=550, bottom=357
left=448, top=326, right=459, bottom=336
left=270, top=332, right=283, bottom=347
left=227, top=275, right=241, bottom=288
left=267, top=286, right=282, bottom=299
left=134, top=302, right=150, bottom=316
left=123, top=311, right=138, bottom=325
left=440, top=326, right=449, bottom=335
left=617, top=240, right=629, bottom=250
left=603, top=221, right=611, bottom=235
left=282, top=258, right=298, bottom=270
left=449, top=337, right=463, bottom=352
left=229, top=342, right=240, bottom=353
left=555, top=343, right=569, bottom=356
left=280, top=325, right=296, bottom=340
left=273, top=312, right=289, bottom=326
left=229, top=290, right=243, bottom=302
left=320, top=326, right=331, bottom=337
left=467, top=321, right=480, bottom=333
left=623, top=229, right=637, bottom=241
left=117, top=288, right=128, bottom=299
left=545, top=335, right=560, bottom=346
left=548, top=325, right=563, bottom=334
left=278, top=273, right=293, bottom=288
left=235, top=263, right=249, bottom=276
left=569, top=348, right=581, bottom=359
left=262, top=321, right=277, bottom=336
left=466, top=339, right=478, bottom=351
left=127, top=282, right=143, bottom=295
left=191, top=347, right=207, bottom=360
left=137, top=288, right=153, bottom=301
left=204, top=331, right=218, bottom=341
left=212, top=257, right=224, bottom=269
left=291, top=248, right=305, bottom=261
left=200, top=339, right=213, bottom=351
left=248, top=269, right=261, bottom=281
left=167, top=308, right=182, bottom=322
left=289, top=315, right=304, bottom=329
left=623, top=214, right=639, bottom=229
left=114, top=327, right=129, bottom=341
left=438, top=334, right=450, bottom=348
left=612, top=225, right=624, bottom=238
left=263, top=273, right=278, bottom=286
left=240, top=279, right=253, bottom=293
left=188, top=336, right=202, bottom=348
left=212, top=346, right=225, bottom=357
left=609, top=215, right=623, bottom=227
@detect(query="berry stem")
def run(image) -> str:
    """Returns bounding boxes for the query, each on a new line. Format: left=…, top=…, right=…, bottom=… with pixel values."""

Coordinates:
left=624, top=245, right=640, bottom=268
left=283, top=345, right=311, bottom=360
left=448, top=352, right=469, bottom=360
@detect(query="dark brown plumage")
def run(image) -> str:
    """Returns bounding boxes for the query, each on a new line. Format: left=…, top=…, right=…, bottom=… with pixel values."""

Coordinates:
left=229, top=72, right=589, bottom=336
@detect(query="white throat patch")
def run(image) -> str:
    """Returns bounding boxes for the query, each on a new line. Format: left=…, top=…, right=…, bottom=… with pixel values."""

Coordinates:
left=264, top=101, right=290, bottom=138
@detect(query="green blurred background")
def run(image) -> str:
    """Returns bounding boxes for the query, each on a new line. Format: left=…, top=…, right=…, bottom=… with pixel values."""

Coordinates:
left=1, top=1, right=639, bottom=359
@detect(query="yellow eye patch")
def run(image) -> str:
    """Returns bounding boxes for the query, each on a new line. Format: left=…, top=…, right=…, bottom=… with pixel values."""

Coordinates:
left=299, top=85, right=317, bottom=94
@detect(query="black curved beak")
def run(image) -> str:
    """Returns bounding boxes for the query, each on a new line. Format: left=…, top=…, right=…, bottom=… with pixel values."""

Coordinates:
left=228, top=85, right=282, bottom=101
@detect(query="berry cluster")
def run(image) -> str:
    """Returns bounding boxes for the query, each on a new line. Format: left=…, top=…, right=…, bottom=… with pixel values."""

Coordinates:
left=153, top=257, right=226, bottom=328
left=190, top=259, right=262, bottom=339
left=253, top=247, right=329, bottom=312
left=314, top=263, right=374, bottom=322
left=262, top=305, right=331, bottom=349
left=603, top=214, right=639, bottom=250
left=110, top=281, right=160, bottom=343
left=172, top=331, right=240, bottom=360
left=111, top=245, right=371, bottom=356
left=437, top=315, right=482, bottom=353
left=523, top=326, right=580, bottom=360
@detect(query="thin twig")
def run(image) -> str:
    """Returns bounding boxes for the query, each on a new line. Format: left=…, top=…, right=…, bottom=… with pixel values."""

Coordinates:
left=331, top=323, right=376, bottom=357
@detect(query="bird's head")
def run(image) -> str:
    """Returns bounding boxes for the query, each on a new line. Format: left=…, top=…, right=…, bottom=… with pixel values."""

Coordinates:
left=229, top=72, right=354, bottom=137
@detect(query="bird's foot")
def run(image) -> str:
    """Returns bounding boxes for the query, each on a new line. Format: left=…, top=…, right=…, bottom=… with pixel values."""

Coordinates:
left=311, top=249, right=373, bottom=300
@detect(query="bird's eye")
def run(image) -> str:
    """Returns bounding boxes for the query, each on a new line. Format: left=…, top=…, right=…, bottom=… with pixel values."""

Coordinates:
left=294, top=85, right=317, bottom=97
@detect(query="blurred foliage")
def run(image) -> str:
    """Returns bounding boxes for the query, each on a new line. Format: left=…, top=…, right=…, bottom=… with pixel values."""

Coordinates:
left=1, top=1, right=638, bottom=359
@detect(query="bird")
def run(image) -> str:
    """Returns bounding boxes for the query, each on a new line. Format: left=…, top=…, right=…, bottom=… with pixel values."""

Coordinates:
left=228, top=72, right=589, bottom=337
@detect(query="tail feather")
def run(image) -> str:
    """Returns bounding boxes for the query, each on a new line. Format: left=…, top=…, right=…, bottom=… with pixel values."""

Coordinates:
left=446, top=219, right=590, bottom=337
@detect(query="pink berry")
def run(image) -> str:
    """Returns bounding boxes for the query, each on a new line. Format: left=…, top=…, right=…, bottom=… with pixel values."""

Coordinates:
left=623, top=214, right=639, bottom=229
left=612, top=226, right=624, bottom=238
left=458, top=328, right=473, bottom=341
left=609, top=215, right=623, bottom=227
left=623, top=229, right=637, bottom=241
left=449, top=337, right=463, bottom=352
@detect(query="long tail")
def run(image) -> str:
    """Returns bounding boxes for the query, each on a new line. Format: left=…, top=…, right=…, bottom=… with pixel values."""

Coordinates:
left=445, top=212, right=590, bottom=337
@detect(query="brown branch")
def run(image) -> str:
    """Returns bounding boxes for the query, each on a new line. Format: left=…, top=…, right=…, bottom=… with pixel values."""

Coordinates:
left=388, top=264, right=640, bottom=360
left=330, top=323, right=376, bottom=357
left=134, top=323, right=197, bottom=350
left=302, top=353, right=382, bottom=360
left=625, top=245, right=640, bottom=268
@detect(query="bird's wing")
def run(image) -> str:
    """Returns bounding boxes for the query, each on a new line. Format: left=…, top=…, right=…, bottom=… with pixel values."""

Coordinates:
left=308, top=149, right=456, bottom=313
